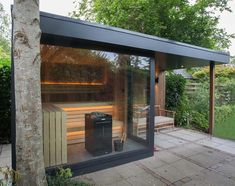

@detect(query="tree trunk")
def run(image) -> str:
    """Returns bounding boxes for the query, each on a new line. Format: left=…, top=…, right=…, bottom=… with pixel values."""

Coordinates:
left=13, top=0, right=47, bottom=185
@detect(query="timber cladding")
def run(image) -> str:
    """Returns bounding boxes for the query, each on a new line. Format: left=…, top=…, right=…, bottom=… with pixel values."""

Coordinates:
left=42, top=104, right=67, bottom=167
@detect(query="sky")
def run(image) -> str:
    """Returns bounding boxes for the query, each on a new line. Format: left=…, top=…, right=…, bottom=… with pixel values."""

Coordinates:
left=2, top=0, right=235, bottom=56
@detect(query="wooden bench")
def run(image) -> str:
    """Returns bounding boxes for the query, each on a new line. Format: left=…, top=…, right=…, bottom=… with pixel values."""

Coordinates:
left=55, top=102, right=124, bottom=145
left=155, top=105, right=175, bottom=132
left=133, top=105, right=175, bottom=135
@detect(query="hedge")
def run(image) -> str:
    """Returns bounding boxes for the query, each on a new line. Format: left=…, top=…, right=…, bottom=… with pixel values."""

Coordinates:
left=0, top=65, right=11, bottom=143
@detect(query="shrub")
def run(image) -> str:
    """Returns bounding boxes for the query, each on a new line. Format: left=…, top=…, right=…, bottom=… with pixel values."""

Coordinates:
left=217, top=80, right=235, bottom=105
left=190, top=111, right=208, bottom=132
left=0, top=65, right=11, bottom=143
left=165, top=73, right=190, bottom=126
left=187, top=82, right=209, bottom=132
left=165, top=72, right=186, bottom=110
left=215, top=105, right=233, bottom=125
left=192, top=65, right=235, bottom=81
left=174, top=95, right=191, bottom=127
left=47, top=168, right=89, bottom=186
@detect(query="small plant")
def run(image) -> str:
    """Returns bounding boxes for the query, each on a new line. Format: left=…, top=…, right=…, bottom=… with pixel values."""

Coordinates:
left=0, top=167, right=20, bottom=186
left=47, top=168, right=89, bottom=186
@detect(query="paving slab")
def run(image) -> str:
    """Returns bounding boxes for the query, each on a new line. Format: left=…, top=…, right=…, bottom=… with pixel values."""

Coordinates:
left=196, top=139, right=222, bottom=148
left=0, top=157, right=11, bottom=168
left=154, top=140, right=178, bottom=149
left=114, top=162, right=145, bottom=179
left=109, top=179, right=133, bottom=186
left=125, top=171, right=167, bottom=186
left=156, top=151, right=182, bottom=164
left=166, top=131, right=202, bottom=141
left=189, top=169, right=235, bottom=186
left=214, top=145, right=235, bottom=155
left=170, top=143, right=207, bottom=157
left=0, top=144, right=11, bottom=159
left=137, top=156, right=167, bottom=170
left=170, top=159, right=204, bottom=177
left=188, top=152, right=223, bottom=168
left=211, top=162, right=235, bottom=178
left=175, top=129, right=207, bottom=139
left=209, top=137, right=234, bottom=145
left=84, top=168, right=123, bottom=185
left=153, top=164, right=187, bottom=183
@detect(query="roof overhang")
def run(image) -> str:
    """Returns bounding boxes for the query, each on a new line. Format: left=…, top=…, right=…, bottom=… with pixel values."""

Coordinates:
left=40, top=12, right=230, bottom=70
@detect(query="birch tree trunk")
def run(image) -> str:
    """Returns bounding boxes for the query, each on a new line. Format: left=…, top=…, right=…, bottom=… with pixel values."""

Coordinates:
left=12, top=0, right=47, bottom=185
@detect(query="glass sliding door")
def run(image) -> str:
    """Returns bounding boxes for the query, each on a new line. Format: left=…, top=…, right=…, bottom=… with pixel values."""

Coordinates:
left=128, top=56, right=150, bottom=141
left=40, top=44, right=151, bottom=167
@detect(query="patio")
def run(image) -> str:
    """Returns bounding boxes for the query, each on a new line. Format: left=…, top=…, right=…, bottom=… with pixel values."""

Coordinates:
left=1, top=128, right=235, bottom=185
left=77, top=128, right=235, bottom=186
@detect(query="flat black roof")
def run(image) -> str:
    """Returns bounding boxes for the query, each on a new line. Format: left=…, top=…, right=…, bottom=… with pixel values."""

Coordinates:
left=40, top=12, right=230, bottom=70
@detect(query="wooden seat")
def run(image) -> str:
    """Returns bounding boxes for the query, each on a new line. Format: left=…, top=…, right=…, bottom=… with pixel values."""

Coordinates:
left=55, top=102, right=124, bottom=145
left=133, top=105, right=175, bottom=135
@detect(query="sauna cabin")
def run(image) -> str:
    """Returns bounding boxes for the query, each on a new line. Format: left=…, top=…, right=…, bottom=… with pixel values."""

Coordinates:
left=12, top=12, right=229, bottom=176
left=40, top=45, right=150, bottom=167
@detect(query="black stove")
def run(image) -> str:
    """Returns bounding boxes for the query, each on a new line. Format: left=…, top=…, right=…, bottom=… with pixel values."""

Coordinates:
left=85, top=112, right=112, bottom=156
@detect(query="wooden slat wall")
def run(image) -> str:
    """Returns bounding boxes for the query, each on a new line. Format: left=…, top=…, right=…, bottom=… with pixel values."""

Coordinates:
left=56, top=103, right=124, bottom=145
left=42, top=104, right=67, bottom=167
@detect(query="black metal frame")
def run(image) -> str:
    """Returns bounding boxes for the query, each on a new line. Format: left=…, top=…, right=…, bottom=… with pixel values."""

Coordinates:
left=11, top=6, right=16, bottom=171
left=42, top=46, right=155, bottom=176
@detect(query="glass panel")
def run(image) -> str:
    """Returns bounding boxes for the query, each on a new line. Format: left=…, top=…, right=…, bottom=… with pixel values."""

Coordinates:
left=40, top=45, right=150, bottom=167
left=130, top=57, right=150, bottom=140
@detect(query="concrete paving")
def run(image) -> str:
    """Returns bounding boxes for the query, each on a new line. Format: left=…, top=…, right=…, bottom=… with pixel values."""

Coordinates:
left=0, top=144, right=11, bottom=168
left=2, top=128, right=235, bottom=185
left=78, top=128, right=235, bottom=186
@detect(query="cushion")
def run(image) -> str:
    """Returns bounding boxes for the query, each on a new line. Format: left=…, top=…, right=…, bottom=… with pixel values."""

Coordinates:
left=133, top=116, right=174, bottom=126
left=155, top=116, right=174, bottom=125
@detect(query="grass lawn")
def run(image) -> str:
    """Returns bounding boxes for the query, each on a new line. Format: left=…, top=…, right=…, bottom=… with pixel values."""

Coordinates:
left=214, top=112, right=235, bottom=141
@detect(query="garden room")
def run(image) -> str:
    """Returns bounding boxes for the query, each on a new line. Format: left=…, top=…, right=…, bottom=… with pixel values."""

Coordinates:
left=40, top=44, right=152, bottom=168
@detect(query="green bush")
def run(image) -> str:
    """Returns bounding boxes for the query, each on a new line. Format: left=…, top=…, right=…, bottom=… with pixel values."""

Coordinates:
left=47, top=168, right=89, bottom=186
left=192, top=65, right=235, bottom=81
left=217, top=80, right=235, bottom=105
left=190, top=111, right=208, bottom=132
left=187, top=82, right=209, bottom=132
left=0, top=65, right=11, bottom=143
left=165, top=73, right=190, bottom=126
left=165, top=73, right=186, bottom=110
left=215, top=105, right=233, bottom=125
left=174, top=95, right=191, bottom=127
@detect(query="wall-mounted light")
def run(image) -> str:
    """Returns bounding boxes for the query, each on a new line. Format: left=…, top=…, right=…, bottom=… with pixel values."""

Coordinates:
left=155, top=77, right=159, bottom=84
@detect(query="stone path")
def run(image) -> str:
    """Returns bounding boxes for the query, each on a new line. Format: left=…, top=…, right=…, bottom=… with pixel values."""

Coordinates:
left=1, top=128, right=235, bottom=185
